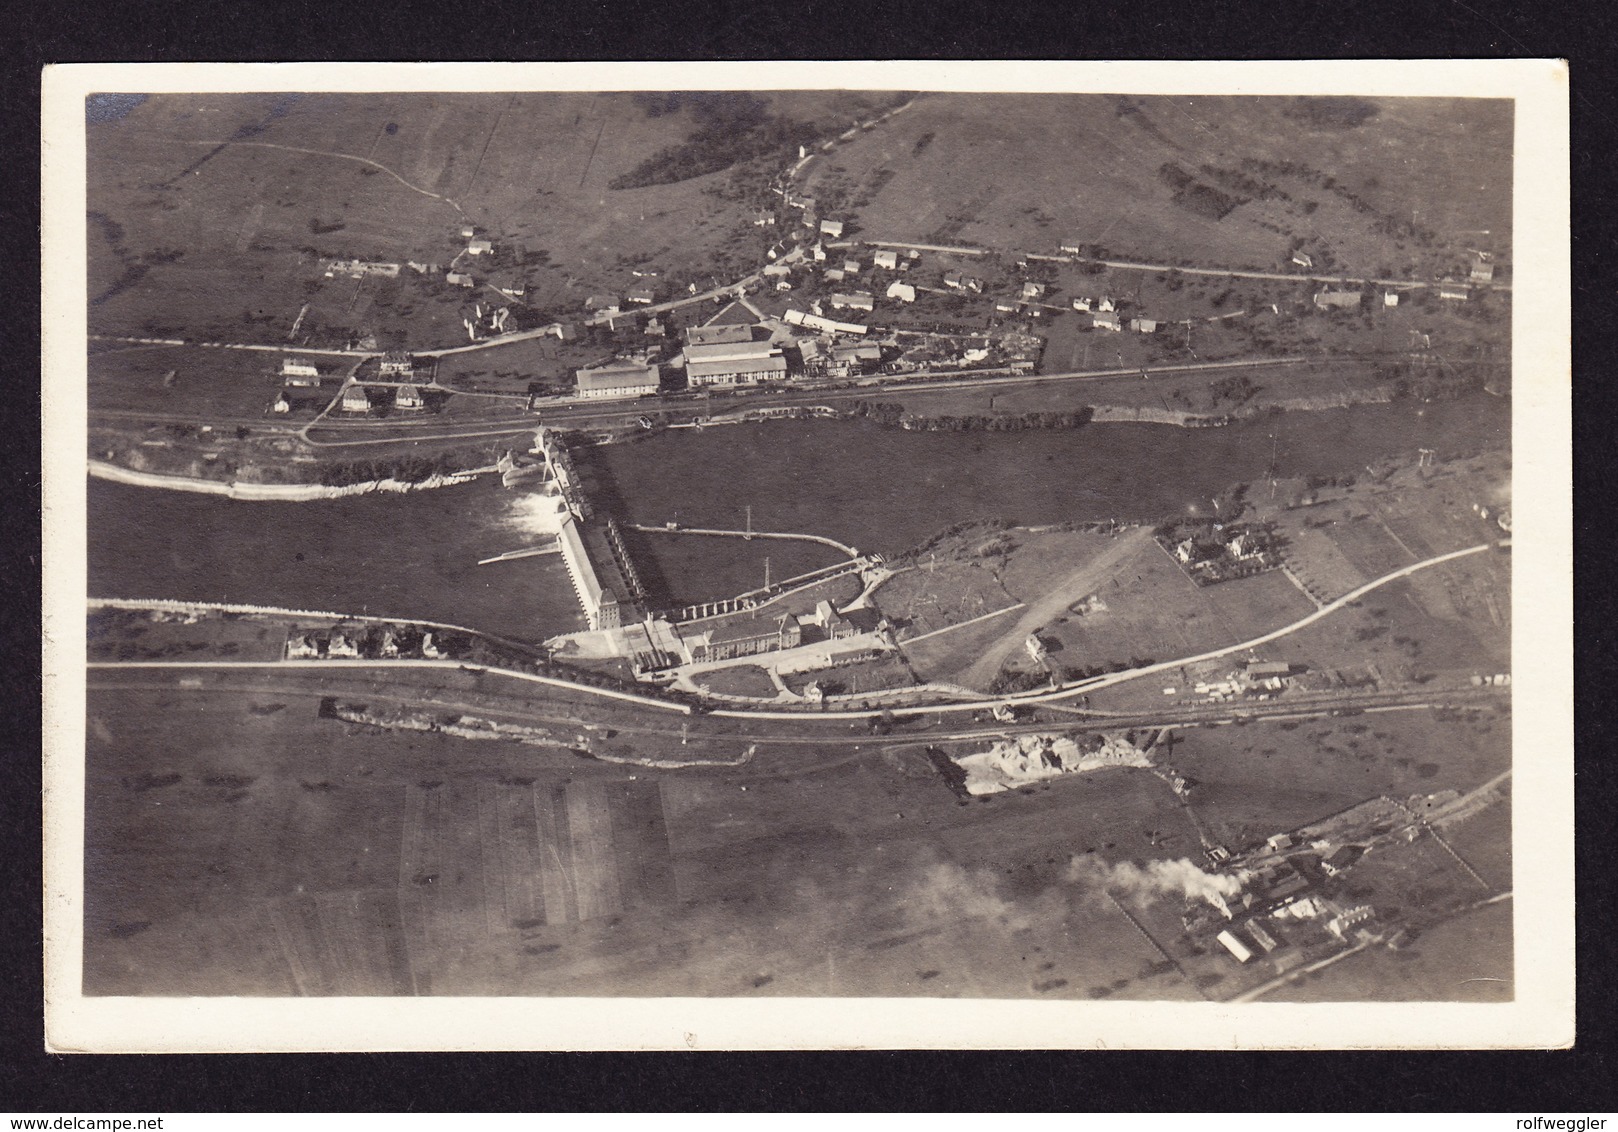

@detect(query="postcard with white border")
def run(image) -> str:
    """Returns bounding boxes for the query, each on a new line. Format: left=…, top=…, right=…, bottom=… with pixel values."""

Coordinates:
left=42, top=59, right=1571, bottom=1051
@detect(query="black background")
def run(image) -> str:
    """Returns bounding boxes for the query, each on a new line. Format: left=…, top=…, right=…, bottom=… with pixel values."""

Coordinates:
left=3, top=0, right=1612, bottom=1112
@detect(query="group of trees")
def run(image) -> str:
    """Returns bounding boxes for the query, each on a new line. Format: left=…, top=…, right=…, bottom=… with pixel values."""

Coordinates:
left=611, top=93, right=822, bottom=190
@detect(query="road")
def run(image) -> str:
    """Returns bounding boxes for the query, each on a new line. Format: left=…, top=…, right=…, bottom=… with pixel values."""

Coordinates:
left=85, top=537, right=1503, bottom=737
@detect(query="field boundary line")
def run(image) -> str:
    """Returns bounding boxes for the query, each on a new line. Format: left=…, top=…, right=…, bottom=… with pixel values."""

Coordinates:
left=900, top=602, right=1026, bottom=646
left=157, top=138, right=466, bottom=216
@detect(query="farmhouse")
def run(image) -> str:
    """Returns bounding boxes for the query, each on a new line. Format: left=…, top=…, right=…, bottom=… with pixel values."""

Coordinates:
left=820, top=219, right=845, bottom=238
left=627, top=285, right=657, bottom=305
left=842, top=259, right=862, bottom=275
left=829, top=292, right=876, bottom=312
left=811, top=244, right=827, bottom=262
left=1470, top=258, right=1495, bottom=283
left=1071, top=296, right=1091, bottom=311
left=886, top=281, right=916, bottom=303
left=1021, top=281, right=1046, bottom=300
left=823, top=268, right=846, bottom=283
left=873, top=250, right=899, bottom=270
left=340, top=384, right=370, bottom=413
left=1291, top=251, right=1314, bottom=269
left=683, top=340, right=788, bottom=387
left=688, top=613, right=803, bottom=663
left=280, top=357, right=320, bottom=381
left=585, top=295, right=622, bottom=313
left=491, top=275, right=526, bottom=299
left=379, top=351, right=415, bottom=377
left=754, top=210, right=777, bottom=226
left=1093, top=311, right=1122, bottom=331
left=762, top=263, right=792, bottom=278
left=994, top=300, right=1019, bottom=315
left=1059, top=240, right=1086, bottom=254
left=271, top=393, right=291, bottom=414
left=1097, top=297, right=1116, bottom=312
left=394, top=384, right=426, bottom=411
left=446, top=271, right=474, bottom=288
left=467, top=238, right=493, bottom=256
left=1130, top=318, right=1159, bottom=333
left=1438, top=282, right=1470, bottom=302
left=1313, top=290, right=1362, bottom=310
left=1384, top=292, right=1401, bottom=307
left=574, top=359, right=661, bottom=400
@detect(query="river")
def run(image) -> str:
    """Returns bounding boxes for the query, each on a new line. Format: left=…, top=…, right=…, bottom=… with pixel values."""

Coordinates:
left=88, top=395, right=1509, bottom=641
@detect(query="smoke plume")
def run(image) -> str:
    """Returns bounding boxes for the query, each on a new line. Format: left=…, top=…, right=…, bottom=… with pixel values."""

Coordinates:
left=1066, top=855, right=1247, bottom=911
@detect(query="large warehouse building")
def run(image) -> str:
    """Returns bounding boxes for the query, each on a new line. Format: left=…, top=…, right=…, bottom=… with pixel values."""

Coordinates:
left=682, top=340, right=788, bottom=387
left=574, top=359, right=661, bottom=399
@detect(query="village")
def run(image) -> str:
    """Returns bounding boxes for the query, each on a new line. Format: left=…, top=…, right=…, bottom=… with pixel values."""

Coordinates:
left=251, top=181, right=1505, bottom=426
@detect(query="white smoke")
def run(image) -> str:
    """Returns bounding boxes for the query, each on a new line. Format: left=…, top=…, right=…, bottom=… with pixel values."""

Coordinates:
left=1067, top=855, right=1247, bottom=913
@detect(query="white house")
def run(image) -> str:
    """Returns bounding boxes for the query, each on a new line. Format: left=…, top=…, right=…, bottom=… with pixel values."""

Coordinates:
left=1383, top=292, right=1401, bottom=307
left=1071, top=297, right=1091, bottom=312
left=885, top=281, right=916, bottom=303
left=280, top=358, right=320, bottom=379
left=467, top=238, right=493, bottom=256
left=1130, top=318, right=1158, bottom=333
left=447, top=271, right=474, bottom=287
left=872, top=250, right=899, bottom=270
left=1093, top=311, right=1122, bottom=331
left=1291, top=251, right=1313, bottom=269
left=1098, top=297, right=1116, bottom=312
left=395, top=384, right=426, bottom=411
left=1021, top=281, right=1046, bottom=300
left=819, top=219, right=845, bottom=238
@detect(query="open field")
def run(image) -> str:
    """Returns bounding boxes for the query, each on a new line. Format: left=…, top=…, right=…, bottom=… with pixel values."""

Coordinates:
left=433, top=335, right=610, bottom=395
left=1019, top=532, right=1313, bottom=675
left=89, top=344, right=322, bottom=419
left=1164, top=707, right=1511, bottom=852
left=805, top=93, right=1510, bottom=279
left=1267, top=897, right=1511, bottom=1003
left=875, top=561, right=1020, bottom=640
left=695, top=665, right=777, bottom=699
left=86, top=682, right=1230, bottom=999
left=89, top=91, right=884, bottom=348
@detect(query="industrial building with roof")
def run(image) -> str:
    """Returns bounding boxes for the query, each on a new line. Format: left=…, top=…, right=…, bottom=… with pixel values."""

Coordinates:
left=574, top=359, right=661, bottom=399
left=682, top=340, right=788, bottom=387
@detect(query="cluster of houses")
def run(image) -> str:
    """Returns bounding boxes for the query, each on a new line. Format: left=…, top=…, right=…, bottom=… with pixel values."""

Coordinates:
left=285, top=625, right=449, bottom=661
left=1161, top=522, right=1282, bottom=585
left=278, top=350, right=432, bottom=416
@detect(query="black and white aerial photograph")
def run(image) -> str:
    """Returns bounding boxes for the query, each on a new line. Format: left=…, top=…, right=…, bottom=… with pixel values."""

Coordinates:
left=44, top=61, right=1571, bottom=1051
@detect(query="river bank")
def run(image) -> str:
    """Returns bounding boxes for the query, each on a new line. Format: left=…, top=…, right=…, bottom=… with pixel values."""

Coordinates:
left=88, top=458, right=497, bottom=501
